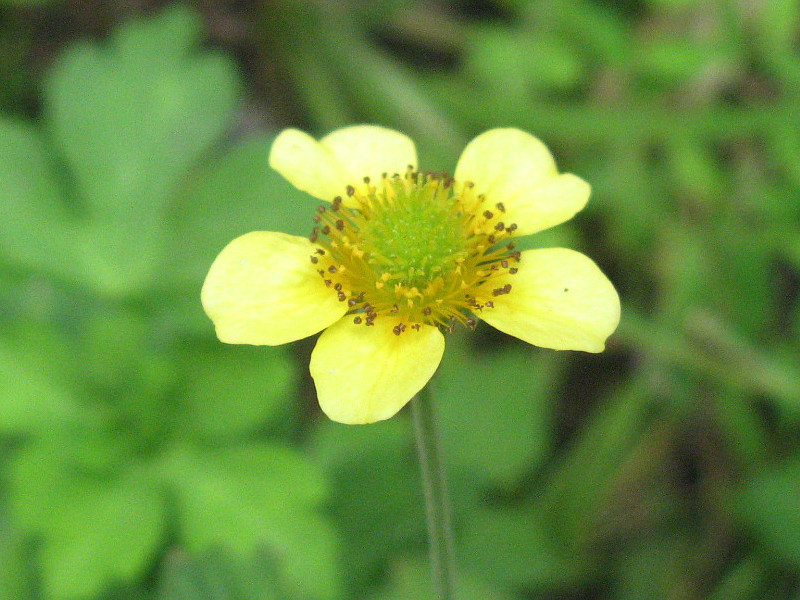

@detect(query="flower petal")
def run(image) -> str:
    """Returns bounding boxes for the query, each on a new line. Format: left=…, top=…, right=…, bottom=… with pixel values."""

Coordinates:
left=454, top=128, right=590, bottom=236
left=269, top=126, right=417, bottom=203
left=310, top=318, right=445, bottom=424
left=320, top=125, right=417, bottom=187
left=201, top=231, right=347, bottom=346
left=268, top=129, right=352, bottom=202
left=481, top=248, right=620, bottom=352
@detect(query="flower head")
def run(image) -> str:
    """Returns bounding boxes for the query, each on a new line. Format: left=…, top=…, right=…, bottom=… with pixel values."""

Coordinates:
left=201, top=126, right=620, bottom=424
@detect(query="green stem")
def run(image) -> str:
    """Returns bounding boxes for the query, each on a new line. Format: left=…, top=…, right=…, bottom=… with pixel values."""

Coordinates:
left=410, top=386, right=456, bottom=600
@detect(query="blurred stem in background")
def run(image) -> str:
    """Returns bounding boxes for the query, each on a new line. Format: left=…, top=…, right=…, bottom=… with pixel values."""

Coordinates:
left=411, top=386, right=456, bottom=600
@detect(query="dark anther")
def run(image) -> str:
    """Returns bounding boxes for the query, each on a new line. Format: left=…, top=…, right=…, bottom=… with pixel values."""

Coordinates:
left=501, top=260, right=509, bottom=268
left=466, top=181, right=475, bottom=188
left=496, top=202, right=506, bottom=212
left=332, top=196, right=343, bottom=209
left=324, top=279, right=332, bottom=287
left=363, top=176, right=370, bottom=184
left=392, top=324, right=406, bottom=336
left=353, top=316, right=363, bottom=324
left=506, top=242, right=516, bottom=251
left=411, top=324, right=421, bottom=331
left=317, top=270, right=325, bottom=276
left=422, top=307, right=432, bottom=315
left=321, top=225, right=331, bottom=235
left=336, top=219, right=345, bottom=230
left=328, top=265, right=338, bottom=273
left=507, top=223, right=518, bottom=232
left=466, top=318, right=477, bottom=330
left=337, top=292, right=347, bottom=301
left=309, top=233, right=318, bottom=242
left=313, top=215, right=321, bottom=223
left=310, top=256, right=319, bottom=264
left=485, top=301, right=494, bottom=308
left=487, top=235, right=496, bottom=245
left=317, top=205, right=326, bottom=214
left=347, top=298, right=358, bottom=307
left=334, top=283, right=342, bottom=291
left=490, top=265, right=499, bottom=271
left=511, top=251, right=521, bottom=261
left=564, top=287, right=569, bottom=292
left=509, top=267, right=518, bottom=274
left=363, top=303, right=373, bottom=312
left=316, top=248, right=326, bottom=255
left=495, top=222, right=505, bottom=231
left=346, top=185, right=355, bottom=196
left=483, top=210, right=494, bottom=220
left=390, top=304, right=399, bottom=313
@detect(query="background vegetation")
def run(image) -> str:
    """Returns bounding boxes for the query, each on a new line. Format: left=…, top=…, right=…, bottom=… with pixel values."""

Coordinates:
left=1, top=0, right=799, bottom=599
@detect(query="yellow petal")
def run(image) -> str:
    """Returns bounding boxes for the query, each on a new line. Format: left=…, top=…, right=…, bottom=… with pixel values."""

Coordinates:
left=454, top=128, right=590, bottom=236
left=320, top=125, right=417, bottom=187
left=310, top=318, right=445, bottom=424
left=268, top=129, right=352, bottom=202
left=201, top=231, right=347, bottom=346
left=480, top=248, right=620, bottom=352
left=269, top=126, right=417, bottom=203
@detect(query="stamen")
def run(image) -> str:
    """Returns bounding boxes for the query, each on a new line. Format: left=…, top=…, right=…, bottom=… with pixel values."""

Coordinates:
left=308, top=168, right=521, bottom=333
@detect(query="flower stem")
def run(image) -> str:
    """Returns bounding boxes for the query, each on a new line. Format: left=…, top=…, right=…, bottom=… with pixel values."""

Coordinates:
left=411, top=386, right=456, bottom=600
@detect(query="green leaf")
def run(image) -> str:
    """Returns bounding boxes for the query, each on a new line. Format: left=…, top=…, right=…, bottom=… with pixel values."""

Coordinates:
left=157, top=548, right=284, bottom=600
left=0, top=342, right=85, bottom=435
left=9, top=448, right=164, bottom=600
left=43, top=5, right=242, bottom=297
left=0, top=520, right=35, bottom=600
left=435, top=339, right=561, bottom=491
left=164, top=443, right=340, bottom=600
left=0, top=117, right=81, bottom=283
left=308, top=417, right=426, bottom=595
left=165, top=135, right=319, bottom=290
left=751, top=0, right=800, bottom=53
left=458, top=505, right=584, bottom=590
left=181, top=344, right=297, bottom=441
left=635, top=37, right=729, bottom=88
left=612, top=536, right=694, bottom=600
left=735, top=457, right=800, bottom=566
left=466, top=28, right=583, bottom=95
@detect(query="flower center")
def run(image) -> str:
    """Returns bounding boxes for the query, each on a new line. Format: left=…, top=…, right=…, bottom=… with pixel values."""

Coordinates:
left=310, top=168, right=520, bottom=334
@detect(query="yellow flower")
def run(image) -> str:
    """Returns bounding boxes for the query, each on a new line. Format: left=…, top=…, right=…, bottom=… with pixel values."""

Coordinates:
left=202, top=126, right=620, bottom=424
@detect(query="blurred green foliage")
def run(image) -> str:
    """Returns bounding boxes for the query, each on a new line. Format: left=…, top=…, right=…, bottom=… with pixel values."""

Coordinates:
left=1, top=1, right=800, bottom=599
